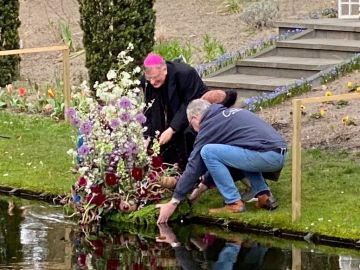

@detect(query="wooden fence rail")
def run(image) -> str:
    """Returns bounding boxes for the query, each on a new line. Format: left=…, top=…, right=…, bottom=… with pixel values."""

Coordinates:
left=0, top=45, right=70, bottom=120
left=292, top=92, right=360, bottom=222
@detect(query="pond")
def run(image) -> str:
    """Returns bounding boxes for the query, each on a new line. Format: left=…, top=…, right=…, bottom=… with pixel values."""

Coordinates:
left=0, top=195, right=359, bottom=270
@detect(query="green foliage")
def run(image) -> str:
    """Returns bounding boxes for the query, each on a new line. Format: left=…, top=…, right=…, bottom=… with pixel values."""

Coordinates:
left=59, top=21, right=78, bottom=52
left=0, top=0, right=21, bottom=87
left=78, top=0, right=155, bottom=88
left=153, top=39, right=193, bottom=64
left=202, top=34, right=226, bottom=63
left=240, top=0, right=279, bottom=29
left=219, top=0, right=244, bottom=14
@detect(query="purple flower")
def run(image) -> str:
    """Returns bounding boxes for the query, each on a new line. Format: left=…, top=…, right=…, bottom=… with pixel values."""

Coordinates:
left=65, top=107, right=77, bottom=119
left=118, top=97, right=132, bottom=109
left=126, top=142, right=139, bottom=155
left=71, top=117, right=81, bottom=128
left=79, top=121, right=93, bottom=135
left=134, top=113, right=146, bottom=124
left=120, top=112, right=131, bottom=122
left=109, top=118, right=121, bottom=129
left=78, top=144, right=90, bottom=156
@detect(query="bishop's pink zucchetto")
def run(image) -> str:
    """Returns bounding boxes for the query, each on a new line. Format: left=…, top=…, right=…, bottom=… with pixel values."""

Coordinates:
left=143, top=53, right=165, bottom=67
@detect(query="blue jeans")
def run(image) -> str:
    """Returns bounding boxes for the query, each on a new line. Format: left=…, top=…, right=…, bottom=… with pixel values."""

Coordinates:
left=200, top=144, right=287, bottom=204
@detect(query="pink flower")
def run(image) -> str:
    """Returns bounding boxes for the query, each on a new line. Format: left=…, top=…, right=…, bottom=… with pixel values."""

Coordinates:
left=131, top=167, right=143, bottom=181
left=105, top=173, right=117, bottom=186
left=18, top=87, right=26, bottom=97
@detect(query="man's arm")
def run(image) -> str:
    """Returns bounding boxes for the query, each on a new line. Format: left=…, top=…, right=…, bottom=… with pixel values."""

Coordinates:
left=170, top=69, right=207, bottom=132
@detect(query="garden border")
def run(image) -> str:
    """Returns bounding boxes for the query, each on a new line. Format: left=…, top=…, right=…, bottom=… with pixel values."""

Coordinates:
left=291, top=92, right=360, bottom=222
left=0, top=45, right=71, bottom=120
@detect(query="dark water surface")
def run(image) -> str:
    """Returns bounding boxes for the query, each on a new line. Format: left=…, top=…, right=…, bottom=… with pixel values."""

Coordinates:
left=0, top=195, right=359, bottom=270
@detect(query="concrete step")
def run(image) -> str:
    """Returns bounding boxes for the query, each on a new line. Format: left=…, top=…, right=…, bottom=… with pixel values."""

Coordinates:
left=277, top=38, right=360, bottom=52
left=235, top=56, right=342, bottom=78
left=301, top=29, right=360, bottom=40
left=203, top=74, right=297, bottom=92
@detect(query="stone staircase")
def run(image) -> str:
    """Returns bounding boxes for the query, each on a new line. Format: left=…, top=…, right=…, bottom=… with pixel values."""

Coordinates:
left=203, top=19, right=360, bottom=101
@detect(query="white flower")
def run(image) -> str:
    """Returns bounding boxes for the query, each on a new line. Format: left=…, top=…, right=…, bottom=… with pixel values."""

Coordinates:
left=107, top=69, right=117, bottom=80
left=133, top=66, right=141, bottom=74
left=127, top=43, right=134, bottom=50
left=78, top=166, right=89, bottom=175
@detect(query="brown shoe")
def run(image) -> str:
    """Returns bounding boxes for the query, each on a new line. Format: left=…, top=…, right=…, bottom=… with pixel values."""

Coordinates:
left=209, top=200, right=246, bottom=214
left=256, top=194, right=279, bottom=210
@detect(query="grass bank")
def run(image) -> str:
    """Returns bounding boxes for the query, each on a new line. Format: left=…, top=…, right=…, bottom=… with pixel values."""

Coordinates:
left=0, top=111, right=76, bottom=195
left=0, top=111, right=359, bottom=240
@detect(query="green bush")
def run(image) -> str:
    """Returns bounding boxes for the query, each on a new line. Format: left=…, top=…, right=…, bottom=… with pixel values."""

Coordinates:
left=240, top=0, right=279, bottom=29
left=0, top=0, right=21, bottom=87
left=153, top=39, right=193, bottom=63
left=202, top=34, right=226, bottom=62
left=78, top=0, right=155, bottom=88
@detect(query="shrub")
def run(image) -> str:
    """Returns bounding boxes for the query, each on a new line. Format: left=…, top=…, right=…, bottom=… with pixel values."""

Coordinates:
left=0, top=0, right=21, bottom=87
left=153, top=39, right=193, bottom=63
left=78, top=0, right=155, bottom=89
left=240, top=0, right=279, bottom=29
left=202, top=34, right=226, bottom=63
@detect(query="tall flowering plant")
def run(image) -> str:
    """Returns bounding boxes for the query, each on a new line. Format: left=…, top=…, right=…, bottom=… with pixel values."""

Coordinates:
left=66, top=45, right=178, bottom=225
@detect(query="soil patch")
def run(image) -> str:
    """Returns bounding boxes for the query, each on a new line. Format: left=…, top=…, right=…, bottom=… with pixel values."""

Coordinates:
left=17, top=0, right=360, bottom=153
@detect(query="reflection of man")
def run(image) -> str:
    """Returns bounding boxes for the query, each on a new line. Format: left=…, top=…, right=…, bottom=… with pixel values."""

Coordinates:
left=141, top=53, right=207, bottom=167
left=156, top=99, right=287, bottom=223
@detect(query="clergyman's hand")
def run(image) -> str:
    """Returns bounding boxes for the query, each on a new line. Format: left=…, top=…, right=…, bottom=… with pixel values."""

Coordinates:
left=156, top=200, right=178, bottom=224
left=159, top=127, right=175, bottom=145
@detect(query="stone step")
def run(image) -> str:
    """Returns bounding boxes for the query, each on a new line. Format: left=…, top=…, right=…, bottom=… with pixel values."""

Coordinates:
left=277, top=38, right=360, bottom=52
left=203, top=74, right=297, bottom=92
left=235, top=56, right=342, bottom=78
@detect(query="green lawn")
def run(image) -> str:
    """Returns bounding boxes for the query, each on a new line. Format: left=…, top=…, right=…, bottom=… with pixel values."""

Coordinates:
left=1, top=111, right=359, bottom=240
left=0, top=111, right=76, bottom=195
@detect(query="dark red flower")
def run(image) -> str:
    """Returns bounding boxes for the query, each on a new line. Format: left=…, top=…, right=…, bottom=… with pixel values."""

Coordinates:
left=105, top=172, right=117, bottom=186
left=151, top=155, right=163, bottom=168
left=78, top=176, right=87, bottom=187
left=86, top=193, right=106, bottom=206
left=90, top=239, right=104, bottom=257
left=77, top=253, right=86, bottom=267
left=90, top=184, right=102, bottom=194
left=133, top=263, right=145, bottom=270
left=107, top=259, right=120, bottom=270
left=131, top=167, right=143, bottom=181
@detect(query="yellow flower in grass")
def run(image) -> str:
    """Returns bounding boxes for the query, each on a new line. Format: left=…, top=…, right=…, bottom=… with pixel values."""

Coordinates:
left=47, top=89, right=55, bottom=98
left=356, top=86, right=360, bottom=93
left=319, top=108, right=326, bottom=117
left=342, top=115, right=356, bottom=126
left=347, top=81, right=353, bottom=89
left=325, top=91, right=333, bottom=96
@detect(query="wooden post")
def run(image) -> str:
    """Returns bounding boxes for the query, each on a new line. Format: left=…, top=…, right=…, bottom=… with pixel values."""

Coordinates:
left=292, top=99, right=302, bottom=222
left=62, top=48, right=71, bottom=121
left=292, top=245, right=301, bottom=270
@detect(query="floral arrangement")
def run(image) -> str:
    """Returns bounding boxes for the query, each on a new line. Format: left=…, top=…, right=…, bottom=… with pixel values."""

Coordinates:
left=65, top=44, right=179, bottom=225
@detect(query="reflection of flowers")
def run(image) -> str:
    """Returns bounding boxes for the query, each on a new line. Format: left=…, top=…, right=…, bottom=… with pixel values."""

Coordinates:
left=66, top=46, right=179, bottom=225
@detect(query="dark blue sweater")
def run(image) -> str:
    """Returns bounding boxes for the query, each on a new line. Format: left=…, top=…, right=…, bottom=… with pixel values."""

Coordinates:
left=173, top=104, right=287, bottom=201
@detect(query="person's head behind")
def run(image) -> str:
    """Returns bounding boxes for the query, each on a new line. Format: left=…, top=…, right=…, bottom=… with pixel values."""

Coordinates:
left=143, top=53, right=167, bottom=88
left=187, top=99, right=211, bottom=132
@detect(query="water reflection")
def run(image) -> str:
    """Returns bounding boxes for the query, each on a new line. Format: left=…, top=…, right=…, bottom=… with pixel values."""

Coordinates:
left=0, top=195, right=359, bottom=270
